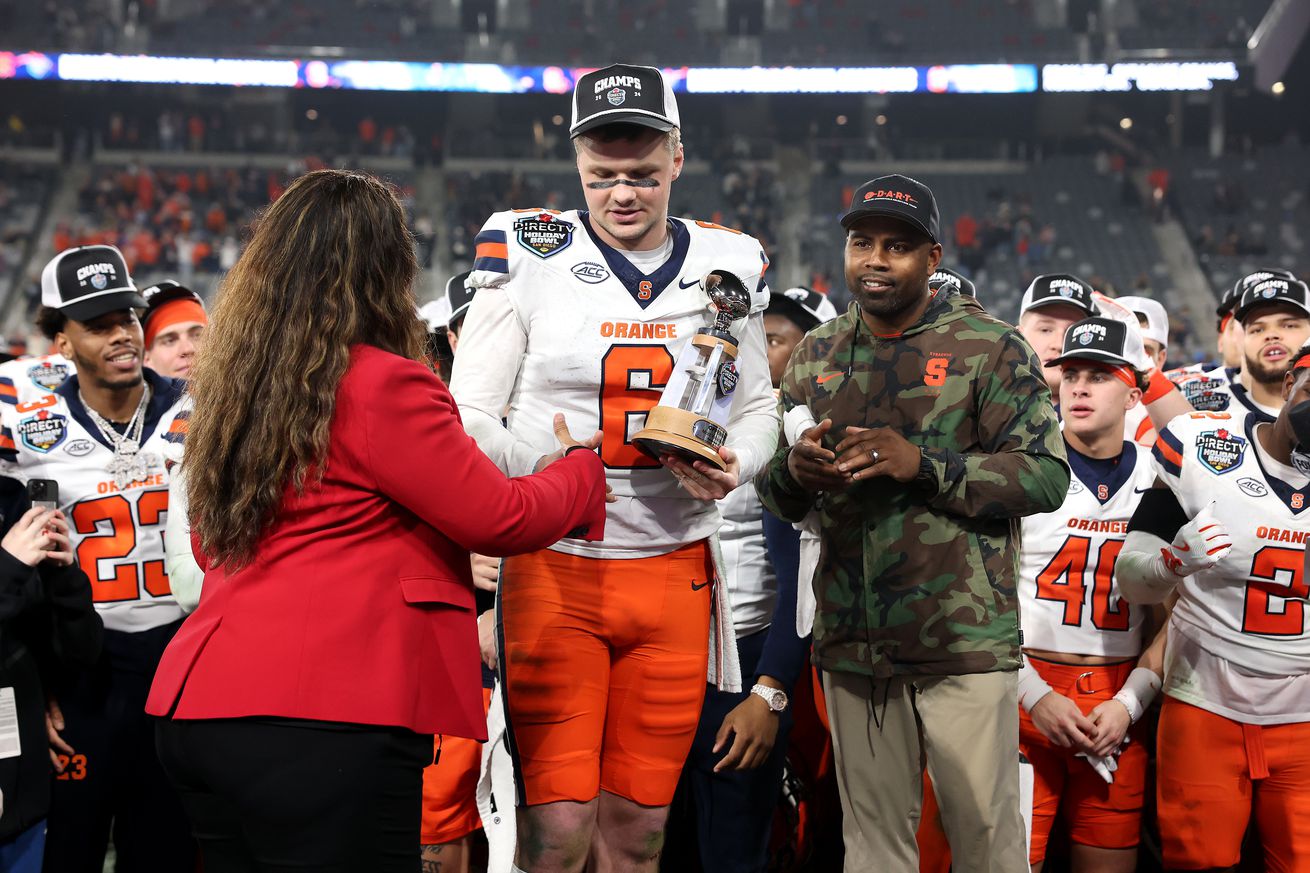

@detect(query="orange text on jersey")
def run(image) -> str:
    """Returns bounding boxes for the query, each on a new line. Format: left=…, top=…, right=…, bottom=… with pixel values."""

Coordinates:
left=96, top=473, right=166, bottom=494
left=1066, top=518, right=1128, bottom=534
left=1255, top=526, right=1309, bottom=545
left=599, top=322, right=679, bottom=340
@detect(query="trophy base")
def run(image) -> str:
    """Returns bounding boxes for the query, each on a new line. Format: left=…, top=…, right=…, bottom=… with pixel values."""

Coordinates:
left=633, top=406, right=728, bottom=471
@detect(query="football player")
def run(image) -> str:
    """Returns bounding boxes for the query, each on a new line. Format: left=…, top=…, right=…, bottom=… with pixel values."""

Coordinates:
left=1167, top=268, right=1303, bottom=416
left=449, top=64, right=779, bottom=872
left=1016, top=316, right=1166, bottom=873
left=1017, top=274, right=1190, bottom=447
left=140, top=281, right=207, bottom=380
left=0, top=245, right=194, bottom=872
left=1117, top=342, right=1310, bottom=871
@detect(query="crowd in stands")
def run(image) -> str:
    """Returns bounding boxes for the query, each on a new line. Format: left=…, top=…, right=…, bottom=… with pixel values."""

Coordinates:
left=0, top=163, right=50, bottom=285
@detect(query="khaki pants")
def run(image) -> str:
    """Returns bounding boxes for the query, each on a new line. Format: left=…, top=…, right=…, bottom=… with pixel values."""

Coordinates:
left=823, top=670, right=1028, bottom=873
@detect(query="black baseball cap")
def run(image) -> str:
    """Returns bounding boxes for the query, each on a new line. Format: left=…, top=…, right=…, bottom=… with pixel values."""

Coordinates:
left=1050, top=316, right=1147, bottom=370
left=141, top=280, right=202, bottom=317
left=929, top=268, right=977, bottom=299
left=40, top=245, right=147, bottom=322
left=767, top=286, right=839, bottom=332
left=445, top=271, right=476, bottom=327
left=1020, top=273, right=1099, bottom=318
left=840, top=174, right=940, bottom=243
left=1234, top=274, right=1310, bottom=324
left=1224, top=268, right=1297, bottom=321
left=570, top=64, right=680, bottom=139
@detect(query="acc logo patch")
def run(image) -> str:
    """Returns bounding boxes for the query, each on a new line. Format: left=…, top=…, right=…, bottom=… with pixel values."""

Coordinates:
left=64, top=438, right=95, bottom=457
left=514, top=214, right=574, bottom=259
left=1181, top=378, right=1229, bottom=412
left=1067, top=479, right=1085, bottom=495
left=1197, top=428, right=1247, bottom=475
left=1236, top=477, right=1268, bottom=497
left=27, top=362, right=70, bottom=392
left=572, top=262, right=610, bottom=284
left=18, top=409, right=67, bottom=453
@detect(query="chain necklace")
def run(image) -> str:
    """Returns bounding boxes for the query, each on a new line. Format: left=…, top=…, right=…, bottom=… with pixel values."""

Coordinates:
left=80, top=384, right=156, bottom=489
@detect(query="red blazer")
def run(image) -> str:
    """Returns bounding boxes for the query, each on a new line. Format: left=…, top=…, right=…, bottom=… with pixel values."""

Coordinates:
left=147, top=345, right=605, bottom=739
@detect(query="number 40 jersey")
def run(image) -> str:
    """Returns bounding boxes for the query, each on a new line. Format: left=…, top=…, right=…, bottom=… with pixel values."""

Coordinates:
left=1020, top=440, right=1156, bottom=658
left=0, top=373, right=189, bottom=632
left=450, top=208, right=778, bottom=559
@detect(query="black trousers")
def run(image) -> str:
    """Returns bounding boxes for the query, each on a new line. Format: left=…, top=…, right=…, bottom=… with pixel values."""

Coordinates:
left=43, top=620, right=196, bottom=873
left=156, top=716, right=432, bottom=873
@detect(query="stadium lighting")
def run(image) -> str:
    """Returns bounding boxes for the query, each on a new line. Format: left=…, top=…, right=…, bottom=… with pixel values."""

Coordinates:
left=1041, top=61, right=1239, bottom=92
left=1119, top=117, right=1133, bottom=130
left=836, top=115, right=848, bottom=125
left=1272, top=81, right=1286, bottom=95
left=875, top=114, right=888, bottom=126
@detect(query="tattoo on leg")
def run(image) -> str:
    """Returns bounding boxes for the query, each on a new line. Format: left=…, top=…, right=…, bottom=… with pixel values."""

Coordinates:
left=420, top=844, right=444, bottom=873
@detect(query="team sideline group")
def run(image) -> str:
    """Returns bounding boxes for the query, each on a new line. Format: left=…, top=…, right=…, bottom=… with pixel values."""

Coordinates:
left=1, top=63, right=1307, bottom=873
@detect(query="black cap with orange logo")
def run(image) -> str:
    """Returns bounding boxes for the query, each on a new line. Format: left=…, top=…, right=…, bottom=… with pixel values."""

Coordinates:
left=840, top=174, right=940, bottom=243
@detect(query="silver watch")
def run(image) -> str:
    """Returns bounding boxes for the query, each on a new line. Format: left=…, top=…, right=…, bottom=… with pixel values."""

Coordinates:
left=750, top=683, right=788, bottom=713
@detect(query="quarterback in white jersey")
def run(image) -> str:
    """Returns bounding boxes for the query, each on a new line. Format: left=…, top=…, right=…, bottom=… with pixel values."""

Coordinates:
left=1015, top=316, right=1165, bottom=872
left=449, top=64, right=778, bottom=873
left=1117, top=344, right=1310, bottom=870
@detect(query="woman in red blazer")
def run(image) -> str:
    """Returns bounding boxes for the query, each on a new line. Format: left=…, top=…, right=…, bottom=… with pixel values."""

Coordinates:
left=149, top=170, right=607, bottom=872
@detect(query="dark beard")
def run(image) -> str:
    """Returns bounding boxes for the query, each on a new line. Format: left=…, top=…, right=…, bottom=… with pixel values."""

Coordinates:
left=73, top=349, right=144, bottom=392
left=1246, top=352, right=1289, bottom=386
left=849, top=279, right=916, bottom=321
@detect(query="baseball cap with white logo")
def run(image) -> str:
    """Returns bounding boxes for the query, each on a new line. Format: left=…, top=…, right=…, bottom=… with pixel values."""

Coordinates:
left=929, top=268, right=977, bottom=300
left=41, top=245, right=147, bottom=322
left=1234, top=275, right=1310, bottom=324
left=767, top=286, right=839, bottom=332
left=1019, top=273, right=1098, bottom=318
left=840, top=174, right=940, bottom=243
left=1116, top=295, right=1169, bottom=349
left=1050, top=316, right=1148, bottom=373
left=570, top=64, right=680, bottom=139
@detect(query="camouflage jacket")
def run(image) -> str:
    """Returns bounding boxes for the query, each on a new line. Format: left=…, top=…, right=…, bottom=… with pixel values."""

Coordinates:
left=755, top=293, right=1069, bottom=678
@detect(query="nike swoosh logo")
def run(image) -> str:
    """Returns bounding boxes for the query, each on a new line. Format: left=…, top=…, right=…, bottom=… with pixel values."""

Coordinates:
left=691, top=579, right=711, bottom=591
left=816, top=373, right=842, bottom=384
left=678, top=278, right=699, bottom=289
left=1134, top=487, right=1153, bottom=493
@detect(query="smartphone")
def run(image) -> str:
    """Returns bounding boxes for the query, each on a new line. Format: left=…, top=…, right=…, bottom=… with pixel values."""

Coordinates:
left=27, top=478, right=59, bottom=512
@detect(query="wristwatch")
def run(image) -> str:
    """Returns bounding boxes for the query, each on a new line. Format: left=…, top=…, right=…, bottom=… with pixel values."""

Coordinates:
left=750, top=683, right=789, bottom=713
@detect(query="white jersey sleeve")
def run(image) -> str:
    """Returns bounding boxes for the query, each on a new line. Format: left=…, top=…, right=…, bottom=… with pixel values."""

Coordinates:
left=0, top=354, right=73, bottom=409
left=450, top=208, right=777, bottom=559
left=1020, top=441, right=1154, bottom=658
left=1152, top=411, right=1310, bottom=680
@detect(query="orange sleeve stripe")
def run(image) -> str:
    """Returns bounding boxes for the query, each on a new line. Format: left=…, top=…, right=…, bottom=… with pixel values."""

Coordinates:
left=476, top=241, right=508, bottom=260
left=0, top=435, right=15, bottom=450
left=1156, top=438, right=1184, bottom=468
left=168, top=418, right=189, bottom=433
left=0, top=384, right=15, bottom=398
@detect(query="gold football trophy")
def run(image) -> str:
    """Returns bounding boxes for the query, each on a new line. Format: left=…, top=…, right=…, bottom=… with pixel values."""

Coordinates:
left=633, top=271, right=753, bottom=470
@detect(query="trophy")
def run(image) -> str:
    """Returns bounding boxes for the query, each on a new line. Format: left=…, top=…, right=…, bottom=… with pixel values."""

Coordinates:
left=633, top=271, right=753, bottom=471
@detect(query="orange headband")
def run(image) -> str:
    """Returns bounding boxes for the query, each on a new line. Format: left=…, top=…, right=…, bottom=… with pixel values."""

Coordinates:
left=1294, top=354, right=1310, bottom=372
left=1218, top=312, right=1234, bottom=332
left=1067, top=360, right=1138, bottom=389
left=144, top=299, right=207, bottom=348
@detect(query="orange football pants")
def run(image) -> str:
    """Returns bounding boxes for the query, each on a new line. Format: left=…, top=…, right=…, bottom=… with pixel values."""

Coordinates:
left=499, top=542, right=712, bottom=807
left=1157, top=696, right=1310, bottom=871
left=1019, top=658, right=1145, bottom=864
left=420, top=686, right=493, bottom=844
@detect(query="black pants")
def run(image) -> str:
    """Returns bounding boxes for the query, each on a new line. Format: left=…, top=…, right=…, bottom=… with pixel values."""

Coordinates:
left=666, top=627, right=794, bottom=873
left=156, top=716, right=433, bottom=872
left=43, top=620, right=196, bottom=873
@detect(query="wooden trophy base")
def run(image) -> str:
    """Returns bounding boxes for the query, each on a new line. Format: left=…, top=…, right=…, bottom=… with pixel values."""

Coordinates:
left=633, top=406, right=728, bottom=470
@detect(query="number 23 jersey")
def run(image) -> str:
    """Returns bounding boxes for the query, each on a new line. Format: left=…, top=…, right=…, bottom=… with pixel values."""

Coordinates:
left=450, top=208, right=776, bottom=559
left=1153, top=411, right=1310, bottom=678
left=1020, top=440, right=1154, bottom=658
left=0, top=371, right=189, bottom=632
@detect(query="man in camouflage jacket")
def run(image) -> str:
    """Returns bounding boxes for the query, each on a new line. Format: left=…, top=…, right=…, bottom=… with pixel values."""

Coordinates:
left=756, top=175, right=1068, bottom=873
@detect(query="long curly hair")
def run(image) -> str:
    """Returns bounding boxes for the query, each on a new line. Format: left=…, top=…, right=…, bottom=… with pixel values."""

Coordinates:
left=185, top=170, right=425, bottom=569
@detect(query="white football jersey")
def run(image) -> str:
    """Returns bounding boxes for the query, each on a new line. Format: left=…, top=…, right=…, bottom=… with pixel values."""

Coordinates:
left=1152, top=411, right=1310, bottom=683
left=1020, top=439, right=1154, bottom=657
left=0, top=371, right=188, bottom=632
left=1124, top=403, right=1154, bottom=448
left=1167, top=364, right=1276, bottom=421
left=0, top=353, right=73, bottom=408
left=450, top=209, right=778, bottom=559
left=718, top=482, right=777, bottom=637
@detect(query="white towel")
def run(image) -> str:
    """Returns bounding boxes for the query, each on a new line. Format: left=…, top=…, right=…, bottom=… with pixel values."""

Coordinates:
left=706, top=534, right=742, bottom=692
left=475, top=682, right=517, bottom=873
